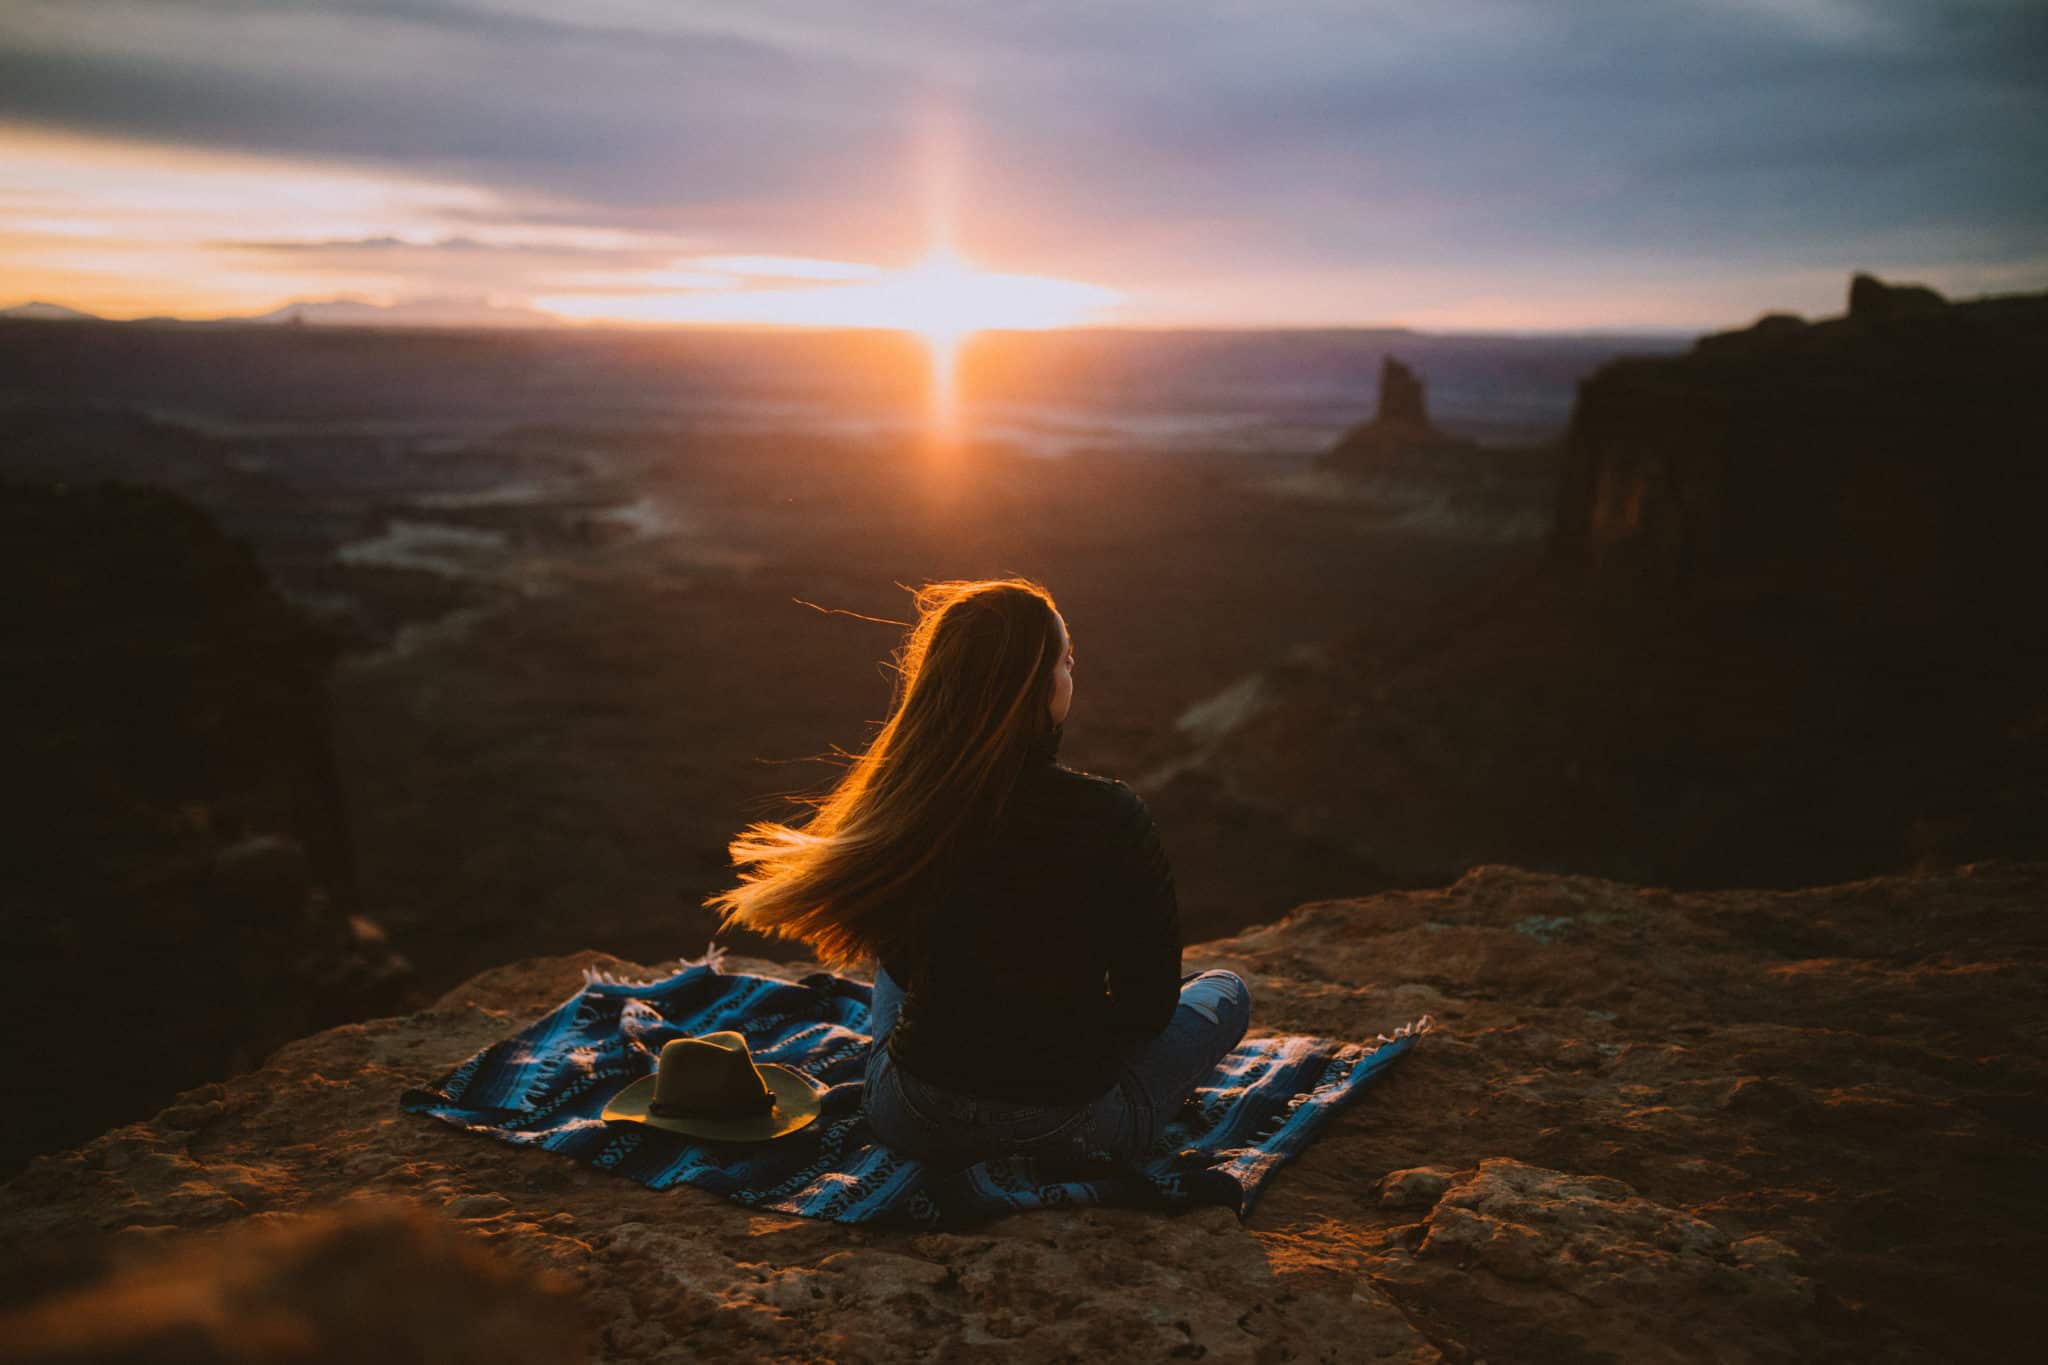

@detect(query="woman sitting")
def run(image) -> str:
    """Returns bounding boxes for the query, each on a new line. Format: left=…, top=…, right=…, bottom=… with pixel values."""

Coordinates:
left=705, top=577, right=1250, bottom=1168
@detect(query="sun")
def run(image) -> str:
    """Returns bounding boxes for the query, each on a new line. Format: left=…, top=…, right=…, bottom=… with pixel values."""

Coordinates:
left=874, top=249, right=1117, bottom=428
left=886, top=250, right=977, bottom=355
left=879, top=248, right=1112, bottom=343
left=535, top=242, right=1118, bottom=428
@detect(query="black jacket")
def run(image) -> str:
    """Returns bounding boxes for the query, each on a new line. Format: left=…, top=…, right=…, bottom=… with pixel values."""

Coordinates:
left=879, top=722, right=1183, bottom=1105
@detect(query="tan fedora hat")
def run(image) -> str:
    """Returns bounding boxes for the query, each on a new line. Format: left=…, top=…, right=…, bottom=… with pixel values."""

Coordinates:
left=602, top=1031, right=821, bottom=1142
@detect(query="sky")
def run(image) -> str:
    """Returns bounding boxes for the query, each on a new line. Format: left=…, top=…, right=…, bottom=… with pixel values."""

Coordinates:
left=1, top=0, right=2043, bottom=330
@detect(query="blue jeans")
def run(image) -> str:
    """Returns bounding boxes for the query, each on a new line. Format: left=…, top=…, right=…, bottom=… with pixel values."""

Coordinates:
left=860, top=966, right=1252, bottom=1168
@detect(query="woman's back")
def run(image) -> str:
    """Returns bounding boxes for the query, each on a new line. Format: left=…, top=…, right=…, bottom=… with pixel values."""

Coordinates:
left=706, top=576, right=1250, bottom=1164
left=880, top=728, right=1183, bottom=1106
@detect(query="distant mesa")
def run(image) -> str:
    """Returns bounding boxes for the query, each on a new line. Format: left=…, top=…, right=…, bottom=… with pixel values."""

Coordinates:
left=1693, top=273, right=1956, bottom=359
left=1375, top=354, right=1430, bottom=426
left=1316, top=355, right=1479, bottom=476
left=0, top=300, right=100, bottom=322
left=1847, top=271, right=1945, bottom=322
left=1, top=295, right=560, bottom=328
left=249, top=295, right=560, bottom=329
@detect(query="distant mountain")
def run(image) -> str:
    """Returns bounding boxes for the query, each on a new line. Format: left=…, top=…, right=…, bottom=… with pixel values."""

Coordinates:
left=244, top=296, right=560, bottom=329
left=1, top=301, right=101, bottom=322
left=2, top=296, right=561, bottom=329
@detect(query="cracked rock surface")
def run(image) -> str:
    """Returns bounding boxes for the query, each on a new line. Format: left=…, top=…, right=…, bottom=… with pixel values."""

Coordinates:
left=3, top=862, right=2042, bottom=1363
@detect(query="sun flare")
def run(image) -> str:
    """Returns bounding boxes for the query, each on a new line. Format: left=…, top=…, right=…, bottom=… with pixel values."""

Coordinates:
left=533, top=247, right=1117, bottom=427
left=877, top=249, right=1116, bottom=429
left=880, top=249, right=1112, bottom=347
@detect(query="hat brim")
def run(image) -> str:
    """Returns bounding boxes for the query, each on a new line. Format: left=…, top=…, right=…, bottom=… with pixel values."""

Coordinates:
left=601, top=1061, right=821, bottom=1142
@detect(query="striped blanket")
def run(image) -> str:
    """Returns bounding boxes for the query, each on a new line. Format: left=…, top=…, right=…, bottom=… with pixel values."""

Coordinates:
left=400, top=955, right=1429, bottom=1226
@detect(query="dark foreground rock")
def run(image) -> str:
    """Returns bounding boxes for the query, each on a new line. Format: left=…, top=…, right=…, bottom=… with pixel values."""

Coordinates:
left=0, top=1202, right=584, bottom=1365
left=2, top=862, right=2040, bottom=1362
left=0, top=480, right=414, bottom=1174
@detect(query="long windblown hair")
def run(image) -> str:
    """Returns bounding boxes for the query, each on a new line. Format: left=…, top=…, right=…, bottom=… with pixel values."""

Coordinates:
left=703, top=577, right=1066, bottom=968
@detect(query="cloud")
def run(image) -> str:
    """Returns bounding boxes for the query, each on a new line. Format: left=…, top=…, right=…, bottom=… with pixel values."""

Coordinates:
left=223, top=235, right=501, bottom=253
left=695, top=255, right=885, bottom=282
left=1, top=0, right=2043, bottom=325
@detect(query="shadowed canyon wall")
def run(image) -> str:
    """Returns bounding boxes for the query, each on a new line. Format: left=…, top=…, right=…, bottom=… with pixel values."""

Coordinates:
left=1, top=480, right=414, bottom=1172
left=1155, top=276, right=2048, bottom=900
left=1555, top=274, right=2048, bottom=623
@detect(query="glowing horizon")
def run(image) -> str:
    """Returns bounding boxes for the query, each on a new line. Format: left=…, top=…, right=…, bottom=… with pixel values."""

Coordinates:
left=5, top=123, right=2041, bottom=339
left=0, top=2, right=2042, bottom=338
left=0, top=114, right=1140, bottom=433
left=0, top=117, right=1130, bottom=445
left=530, top=249, right=1116, bottom=331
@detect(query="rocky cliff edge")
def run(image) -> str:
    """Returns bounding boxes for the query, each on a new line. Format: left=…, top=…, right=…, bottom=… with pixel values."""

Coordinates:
left=3, top=862, right=2042, bottom=1363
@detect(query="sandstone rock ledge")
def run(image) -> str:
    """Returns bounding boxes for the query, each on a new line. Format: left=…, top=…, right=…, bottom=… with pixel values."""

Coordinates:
left=3, top=863, right=2042, bottom=1363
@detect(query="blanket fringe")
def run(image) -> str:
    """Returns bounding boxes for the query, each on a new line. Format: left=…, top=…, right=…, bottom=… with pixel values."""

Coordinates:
left=1375, top=1014, right=1434, bottom=1045
left=580, top=941, right=729, bottom=987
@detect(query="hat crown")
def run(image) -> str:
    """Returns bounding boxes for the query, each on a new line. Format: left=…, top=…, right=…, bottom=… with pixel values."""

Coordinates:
left=649, top=1031, right=774, bottom=1118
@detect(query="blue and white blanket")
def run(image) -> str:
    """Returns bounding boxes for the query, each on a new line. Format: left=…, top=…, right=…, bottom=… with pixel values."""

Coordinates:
left=400, top=955, right=1429, bottom=1226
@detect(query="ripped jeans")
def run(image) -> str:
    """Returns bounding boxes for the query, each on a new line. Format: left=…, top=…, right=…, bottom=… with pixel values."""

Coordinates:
left=860, top=967, right=1252, bottom=1168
